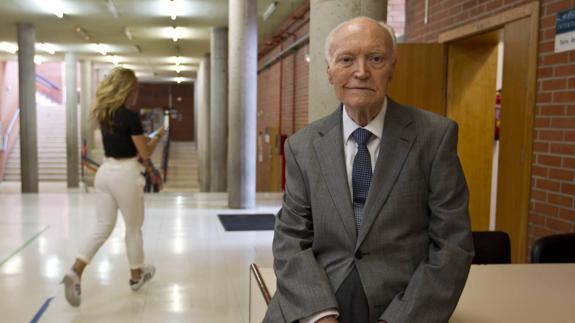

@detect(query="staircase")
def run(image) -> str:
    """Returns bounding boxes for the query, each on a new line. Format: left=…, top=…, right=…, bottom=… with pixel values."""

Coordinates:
left=3, top=94, right=67, bottom=181
left=163, top=141, right=199, bottom=192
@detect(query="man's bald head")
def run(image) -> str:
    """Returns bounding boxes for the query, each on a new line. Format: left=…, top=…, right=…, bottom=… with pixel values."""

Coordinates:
left=324, top=17, right=397, bottom=66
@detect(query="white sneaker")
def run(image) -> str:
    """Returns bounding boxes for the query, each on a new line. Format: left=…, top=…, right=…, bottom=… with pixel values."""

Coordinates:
left=130, top=265, right=156, bottom=291
left=62, top=270, right=81, bottom=307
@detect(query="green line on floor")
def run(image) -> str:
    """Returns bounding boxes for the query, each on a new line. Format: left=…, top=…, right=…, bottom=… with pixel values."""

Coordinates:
left=0, top=225, right=50, bottom=267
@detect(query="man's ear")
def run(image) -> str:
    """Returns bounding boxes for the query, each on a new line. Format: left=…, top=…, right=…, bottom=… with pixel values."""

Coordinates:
left=388, top=57, right=397, bottom=82
left=327, top=64, right=334, bottom=84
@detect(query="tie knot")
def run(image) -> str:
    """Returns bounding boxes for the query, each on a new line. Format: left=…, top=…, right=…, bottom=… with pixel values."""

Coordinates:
left=352, top=128, right=372, bottom=146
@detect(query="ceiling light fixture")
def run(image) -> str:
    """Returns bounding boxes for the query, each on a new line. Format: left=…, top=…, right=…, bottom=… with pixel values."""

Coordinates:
left=175, top=65, right=182, bottom=73
left=176, top=77, right=183, bottom=84
left=74, top=25, right=91, bottom=41
left=106, top=0, right=119, bottom=18
left=124, top=27, right=133, bottom=40
left=170, top=0, right=178, bottom=21
left=175, top=56, right=182, bottom=66
left=262, top=1, right=278, bottom=21
left=172, top=27, right=179, bottom=42
left=0, top=42, right=18, bottom=54
left=111, top=55, right=119, bottom=66
left=96, top=43, right=107, bottom=55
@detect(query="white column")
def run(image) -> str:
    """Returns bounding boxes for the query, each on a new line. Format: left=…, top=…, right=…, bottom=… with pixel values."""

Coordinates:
left=198, top=54, right=211, bottom=192
left=80, top=60, right=94, bottom=150
left=228, top=0, right=257, bottom=208
left=210, top=27, right=228, bottom=192
left=308, top=0, right=388, bottom=121
left=65, top=52, right=79, bottom=188
left=17, top=22, right=38, bottom=193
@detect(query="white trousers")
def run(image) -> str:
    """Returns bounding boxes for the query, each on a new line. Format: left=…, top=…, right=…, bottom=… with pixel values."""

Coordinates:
left=77, top=158, right=146, bottom=269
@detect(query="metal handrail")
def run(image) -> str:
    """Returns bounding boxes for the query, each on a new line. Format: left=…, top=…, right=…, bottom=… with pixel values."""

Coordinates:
left=2, top=108, right=20, bottom=151
left=35, top=74, right=61, bottom=90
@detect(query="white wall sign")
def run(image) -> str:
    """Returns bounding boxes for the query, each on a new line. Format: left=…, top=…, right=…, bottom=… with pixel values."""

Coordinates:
left=555, top=8, right=575, bottom=53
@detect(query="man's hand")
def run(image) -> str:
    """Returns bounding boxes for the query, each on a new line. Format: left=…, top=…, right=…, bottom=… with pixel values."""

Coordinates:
left=316, top=315, right=338, bottom=323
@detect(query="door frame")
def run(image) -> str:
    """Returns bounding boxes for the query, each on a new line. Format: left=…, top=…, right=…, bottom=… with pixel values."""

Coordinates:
left=438, top=2, right=540, bottom=262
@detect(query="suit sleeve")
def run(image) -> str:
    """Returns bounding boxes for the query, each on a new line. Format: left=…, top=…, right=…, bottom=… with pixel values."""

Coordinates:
left=380, top=120, right=474, bottom=323
left=269, top=138, right=339, bottom=323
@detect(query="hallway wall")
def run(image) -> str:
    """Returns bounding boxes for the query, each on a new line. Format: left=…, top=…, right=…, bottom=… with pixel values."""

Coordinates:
left=0, top=61, right=20, bottom=181
left=404, top=0, right=575, bottom=253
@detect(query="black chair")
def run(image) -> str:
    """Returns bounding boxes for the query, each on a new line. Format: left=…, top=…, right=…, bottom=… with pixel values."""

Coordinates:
left=531, top=233, right=575, bottom=263
left=471, top=231, right=511, bottom=264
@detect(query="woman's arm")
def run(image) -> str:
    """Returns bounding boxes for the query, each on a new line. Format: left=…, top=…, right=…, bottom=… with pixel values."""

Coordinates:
left=131, top=126, right=165, bottom=159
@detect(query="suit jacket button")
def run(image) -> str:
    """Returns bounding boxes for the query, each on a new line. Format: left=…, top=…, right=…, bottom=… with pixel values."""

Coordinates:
left=355, top=251, right=363, bottom=259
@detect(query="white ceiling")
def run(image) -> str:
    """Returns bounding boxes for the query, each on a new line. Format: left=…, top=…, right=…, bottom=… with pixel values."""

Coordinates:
left=0, top=0, right=306, bottom=83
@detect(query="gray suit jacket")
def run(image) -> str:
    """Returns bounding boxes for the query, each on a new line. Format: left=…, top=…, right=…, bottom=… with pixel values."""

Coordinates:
left=264, top=99, right=474, bottom=323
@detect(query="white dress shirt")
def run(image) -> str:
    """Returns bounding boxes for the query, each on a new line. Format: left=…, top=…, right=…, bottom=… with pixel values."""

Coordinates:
left=300, top=98, right=387, bottom=323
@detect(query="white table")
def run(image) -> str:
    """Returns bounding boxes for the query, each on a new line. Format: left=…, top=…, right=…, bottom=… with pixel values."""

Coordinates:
left=250, top=264, right=575, bottom=323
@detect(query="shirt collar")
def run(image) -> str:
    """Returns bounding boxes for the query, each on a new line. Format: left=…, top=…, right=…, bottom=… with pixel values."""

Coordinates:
left=343, top=97, right=387, bottom=143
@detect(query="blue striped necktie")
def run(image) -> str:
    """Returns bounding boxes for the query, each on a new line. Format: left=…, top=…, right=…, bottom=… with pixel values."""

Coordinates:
left=351, top=128, right=373, bottom=233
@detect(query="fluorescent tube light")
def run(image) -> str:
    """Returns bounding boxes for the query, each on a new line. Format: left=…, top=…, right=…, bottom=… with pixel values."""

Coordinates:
left=172, top=27, right=179, bottom=42
left=107, top=0, right=119, bottom=18
left=38, top=43, right=56, bottom=55
left=0, top=42, right=18, bottom=54
left=96, top=43, right=107, bottom=55
left=170, top=0, right=177, bottom=21
left=262, top=1, right=278, bottom=21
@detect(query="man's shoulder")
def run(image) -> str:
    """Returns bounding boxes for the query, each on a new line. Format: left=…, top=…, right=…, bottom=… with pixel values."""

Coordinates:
left=288, top=109, right=340, bottom=144
left=390, top=99, right=455, bottom=130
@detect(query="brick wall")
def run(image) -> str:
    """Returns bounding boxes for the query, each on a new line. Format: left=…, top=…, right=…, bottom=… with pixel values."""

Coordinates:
left=257, top=6, right=310, bottom=191
left=404, top=0, right=575, bottom=253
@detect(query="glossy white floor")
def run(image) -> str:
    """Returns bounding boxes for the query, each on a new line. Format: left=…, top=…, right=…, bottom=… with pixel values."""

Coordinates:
left=0, top=191, right=280, bottom=323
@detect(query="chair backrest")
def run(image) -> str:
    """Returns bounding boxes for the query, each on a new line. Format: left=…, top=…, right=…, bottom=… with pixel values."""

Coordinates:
left=472, top=231, right=511, bottom=264
left=531, top=233, right=575, bottom=263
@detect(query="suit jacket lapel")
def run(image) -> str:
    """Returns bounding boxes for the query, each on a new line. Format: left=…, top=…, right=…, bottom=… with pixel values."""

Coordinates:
left=314, top=105, right=357, bottom=242
left=356, top=99, right=417, bottom=247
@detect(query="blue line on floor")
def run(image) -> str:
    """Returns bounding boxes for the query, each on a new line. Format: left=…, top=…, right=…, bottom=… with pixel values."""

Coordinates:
left=30, top=297, right=54, bottom=323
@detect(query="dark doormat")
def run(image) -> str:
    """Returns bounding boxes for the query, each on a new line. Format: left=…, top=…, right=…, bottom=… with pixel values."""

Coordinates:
left=217, top=213, right=276, bottom=231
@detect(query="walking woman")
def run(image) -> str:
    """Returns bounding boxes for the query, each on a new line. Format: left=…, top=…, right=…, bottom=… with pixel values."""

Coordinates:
left=62, top=67, right=164, bottom=307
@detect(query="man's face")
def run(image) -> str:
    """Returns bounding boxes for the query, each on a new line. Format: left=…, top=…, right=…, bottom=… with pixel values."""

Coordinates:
left=327, top=21, right=396, bottom=112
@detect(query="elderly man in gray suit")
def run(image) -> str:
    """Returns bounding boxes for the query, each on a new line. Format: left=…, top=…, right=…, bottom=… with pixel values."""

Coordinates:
left=264, top=17, right=474, bottom=323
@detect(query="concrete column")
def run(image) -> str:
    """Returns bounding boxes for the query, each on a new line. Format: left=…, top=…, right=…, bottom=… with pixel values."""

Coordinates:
left=80, top=60, right=94, bottom=151
left=308, top=0, right=388, bottom=121
left=17, top=23, right=38, bottom=193
left=210, top=27, right=228, bottom=192
left=228, top=0, right=257, bottom=208
left=197, top=54, right=211, bottom=192
left=65, top=52, right=79, bottom=188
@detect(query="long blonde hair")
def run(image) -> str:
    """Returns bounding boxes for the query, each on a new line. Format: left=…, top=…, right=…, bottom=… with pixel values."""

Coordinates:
left=92, top=67, right=138, bottom=133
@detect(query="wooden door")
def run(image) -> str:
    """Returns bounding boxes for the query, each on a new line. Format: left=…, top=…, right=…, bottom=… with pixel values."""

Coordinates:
left=388, top=43, right=446, bottom=115
left=446, top=33, right=499, bottom=231
left=498, top=17, right=535, bottom=262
